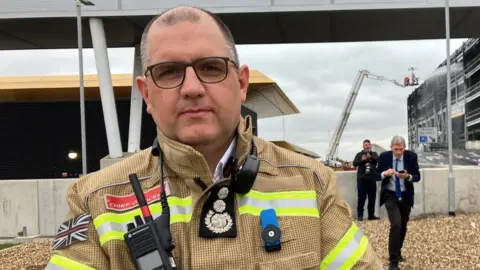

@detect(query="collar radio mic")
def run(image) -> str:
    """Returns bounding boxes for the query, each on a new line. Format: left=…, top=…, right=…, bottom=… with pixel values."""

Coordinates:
left=124, top=173, right=177, bottom=270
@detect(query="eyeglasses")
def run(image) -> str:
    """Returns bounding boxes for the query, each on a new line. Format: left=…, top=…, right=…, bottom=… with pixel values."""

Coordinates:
left=145, top=57, right=238, bottom=89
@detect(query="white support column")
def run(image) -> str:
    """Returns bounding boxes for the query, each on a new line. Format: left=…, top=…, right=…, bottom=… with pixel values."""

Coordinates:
left=128, top=45, right=143, bottom=152
left=89, top=17, right=123, bottom=158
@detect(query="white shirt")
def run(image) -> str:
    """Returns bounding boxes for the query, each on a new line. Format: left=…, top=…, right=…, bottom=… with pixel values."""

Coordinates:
left=381, top=154, right=413, bottom=192
left=213, top=138, right=237, bottom=182
left=387, top=155, right=406, bottom=192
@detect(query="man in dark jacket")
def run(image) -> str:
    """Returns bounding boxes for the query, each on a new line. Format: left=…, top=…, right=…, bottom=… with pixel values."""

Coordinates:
left=353, top=139, right=380, bottom=221
left=377, top=135, right=421, bottom=270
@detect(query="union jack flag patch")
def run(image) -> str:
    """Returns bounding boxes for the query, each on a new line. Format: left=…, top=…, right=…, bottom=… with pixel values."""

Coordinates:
left=52, top=213, right=91, bottom=250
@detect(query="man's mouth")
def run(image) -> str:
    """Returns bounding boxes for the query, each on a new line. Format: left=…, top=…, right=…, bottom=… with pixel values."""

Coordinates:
left=180, top=108, right=212, bottom=118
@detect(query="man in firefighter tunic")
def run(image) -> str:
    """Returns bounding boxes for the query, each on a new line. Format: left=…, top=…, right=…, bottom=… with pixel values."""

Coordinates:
left=46, top=5, right=383, bottom=270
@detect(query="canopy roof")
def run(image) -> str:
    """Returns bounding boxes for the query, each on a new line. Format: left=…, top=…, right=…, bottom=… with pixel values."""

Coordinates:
left=0, top=70, right=300, bottom=119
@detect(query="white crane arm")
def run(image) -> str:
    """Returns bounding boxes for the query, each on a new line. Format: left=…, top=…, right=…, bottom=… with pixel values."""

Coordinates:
left=326, top=70, right=367, bottom=161
left=326, top=70, right=404, bottom=164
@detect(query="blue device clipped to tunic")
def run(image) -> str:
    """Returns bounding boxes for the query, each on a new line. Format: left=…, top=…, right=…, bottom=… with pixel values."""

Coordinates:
left=260, top=208, right=281, bottom=252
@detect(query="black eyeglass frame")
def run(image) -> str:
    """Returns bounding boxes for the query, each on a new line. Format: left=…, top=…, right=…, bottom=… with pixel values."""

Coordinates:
left=144, top=56, right=239, bottom=89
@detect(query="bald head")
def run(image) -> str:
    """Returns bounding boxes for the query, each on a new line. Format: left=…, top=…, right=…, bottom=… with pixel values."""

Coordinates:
left=158, top=6, right=202, bottom=25
left=140, top=6, right=239, bottom=71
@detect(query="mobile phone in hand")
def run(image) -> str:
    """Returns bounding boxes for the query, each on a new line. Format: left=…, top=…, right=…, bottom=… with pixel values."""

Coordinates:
left=398, top=170, right=405, bottom=174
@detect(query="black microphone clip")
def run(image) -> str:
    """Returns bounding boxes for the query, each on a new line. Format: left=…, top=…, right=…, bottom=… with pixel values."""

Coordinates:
left=232, top=154, right=260, bottom=195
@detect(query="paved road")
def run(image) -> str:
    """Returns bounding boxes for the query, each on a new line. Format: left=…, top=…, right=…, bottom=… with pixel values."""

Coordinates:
left=416, top=149, right=480, bottom=168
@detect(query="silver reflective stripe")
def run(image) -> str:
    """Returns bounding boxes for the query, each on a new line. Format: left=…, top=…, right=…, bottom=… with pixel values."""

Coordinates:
left=96, top=220, right=130, bottom=237
left=45, top=263, right=65, bottom=270
left=169, top=204, right=192, bottom=216
left=237, top=196, right=316, bottom=209
left=96, top=204, right=191, bottom=237
left=96, top=211, right=162, bottom=237
left=324, top=228, right=364, bottom=270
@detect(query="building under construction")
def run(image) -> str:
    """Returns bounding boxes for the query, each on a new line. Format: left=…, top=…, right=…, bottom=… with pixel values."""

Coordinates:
left=407, top=38, right=480, bottom=151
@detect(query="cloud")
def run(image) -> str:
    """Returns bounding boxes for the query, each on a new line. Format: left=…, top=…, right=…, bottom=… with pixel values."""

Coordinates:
left=236, top=39, right=467, bottom=159
left=0, top=38, right=468, bottom=160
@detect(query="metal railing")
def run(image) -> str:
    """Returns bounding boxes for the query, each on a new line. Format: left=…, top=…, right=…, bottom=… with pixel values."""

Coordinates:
left=439, top=38, right=479, bottom=67
left=452, top=93, right=466, bottom=105
left=453, top=71, right=464, bottom=82
left=465, top=53, right=480, bottom=78
left=464, top=38, right=480, bottom=52
left=466, top=107, right=480, bottom=121
left=466, top=81, right=480, bottom=99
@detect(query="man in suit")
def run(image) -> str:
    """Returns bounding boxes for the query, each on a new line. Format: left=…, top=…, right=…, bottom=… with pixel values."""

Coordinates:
left=353, top=139, right=380, bottom=221
left=376, top=135, right=420, bottom=270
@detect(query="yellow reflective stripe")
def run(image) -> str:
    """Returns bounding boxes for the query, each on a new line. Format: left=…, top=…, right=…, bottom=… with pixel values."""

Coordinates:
left=47, top=254, right=95, bottom=270
left=238, top=205, right=319, bottom=217
left=342, top=235, right=369, bottom=269
left=94, top=203, right=162, bottom=227
left=321, top=223, right=358, bottom=268
left=237, top=190, right=319, bottom=217
left=94, top=196, right=192, bottom=245
left=244, top=190, right=317, bottom=200
left=93, top=196, right=191, bottom=227
left=97, top=231, right=125, bottom=245
left=320, top=223, right=368, bottom=270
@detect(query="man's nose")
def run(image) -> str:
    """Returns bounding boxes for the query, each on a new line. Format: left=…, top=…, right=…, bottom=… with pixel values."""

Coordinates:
left=180, top=67, right=205, bottom=97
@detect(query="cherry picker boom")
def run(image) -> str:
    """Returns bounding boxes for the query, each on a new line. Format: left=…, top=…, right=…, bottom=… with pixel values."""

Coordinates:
left=325, top=70, right=405, bottom=167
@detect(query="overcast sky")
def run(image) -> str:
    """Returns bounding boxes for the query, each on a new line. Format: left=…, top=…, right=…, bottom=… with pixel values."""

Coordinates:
left=0, top=38, right=467, bottom=160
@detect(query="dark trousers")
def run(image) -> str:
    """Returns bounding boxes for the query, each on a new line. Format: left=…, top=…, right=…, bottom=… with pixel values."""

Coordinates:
left=384, top=190, right=411, bottom=263
left=357, top=179, right=377, bottom=218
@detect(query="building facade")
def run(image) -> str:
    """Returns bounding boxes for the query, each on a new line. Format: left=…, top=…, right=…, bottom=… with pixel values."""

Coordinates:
left=0, top=72, right=316, bottom=180
left=407, top=38, right=480, bottom=151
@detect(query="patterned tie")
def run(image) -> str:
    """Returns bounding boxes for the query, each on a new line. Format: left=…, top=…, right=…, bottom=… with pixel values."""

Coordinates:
left=394, top=159, right=402, bottom=200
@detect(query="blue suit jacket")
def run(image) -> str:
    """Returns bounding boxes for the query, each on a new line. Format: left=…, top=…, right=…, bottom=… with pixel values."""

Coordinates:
left=376, top=150, right=421, bottom=208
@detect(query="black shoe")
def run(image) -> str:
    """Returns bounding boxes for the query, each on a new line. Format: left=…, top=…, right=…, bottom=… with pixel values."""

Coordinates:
left=389, top=262, right=399, bottom=270
left=358, top=217, right=363, bottom=221
left=368, top=216, right=380, bottom=220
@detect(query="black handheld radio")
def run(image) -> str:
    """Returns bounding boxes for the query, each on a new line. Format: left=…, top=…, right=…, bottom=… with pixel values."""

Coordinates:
left=124, top=173, right=177, bottom=270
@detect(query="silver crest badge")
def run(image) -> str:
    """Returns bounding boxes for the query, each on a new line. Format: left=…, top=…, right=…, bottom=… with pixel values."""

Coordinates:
left=217, top=187, right=229, bottom=200
left=205, top=187, right=233, bottom=234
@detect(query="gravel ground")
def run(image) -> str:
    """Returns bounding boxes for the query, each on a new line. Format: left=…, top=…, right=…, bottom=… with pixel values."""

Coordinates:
left=0, top=240, right=51, bottom=270
left=358, top=213, right=480, bottom=270
left=1, top=214, right=480, bottom=269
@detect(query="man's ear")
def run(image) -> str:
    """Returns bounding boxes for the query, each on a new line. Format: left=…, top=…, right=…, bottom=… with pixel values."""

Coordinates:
left=136, top=76, right=152, bottom=114
left=238, top=65, right=250, bottom=103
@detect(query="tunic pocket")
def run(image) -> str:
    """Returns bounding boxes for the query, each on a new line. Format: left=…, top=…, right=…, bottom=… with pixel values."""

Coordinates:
left=257, top=251, right=319, bottom=270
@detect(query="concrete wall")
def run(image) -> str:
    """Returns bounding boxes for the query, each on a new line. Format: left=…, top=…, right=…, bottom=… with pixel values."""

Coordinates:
left=0, top=179, right=73, bottom=238
left=466, top=140, right=480, bottom=150
left=1, top=167, right=480, bottom=238
left=336, top=166, right=480, bottom=219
